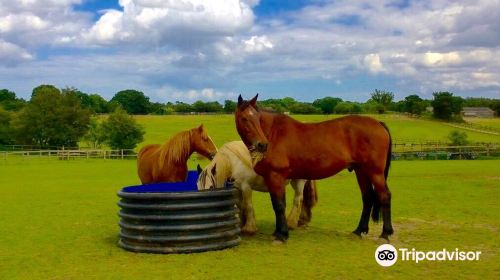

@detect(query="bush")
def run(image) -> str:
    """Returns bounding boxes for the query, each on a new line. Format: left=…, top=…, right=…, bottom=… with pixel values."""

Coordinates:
left=101, top=108, right=145, bottom=150
left=448, top=130, right=468, bottom=146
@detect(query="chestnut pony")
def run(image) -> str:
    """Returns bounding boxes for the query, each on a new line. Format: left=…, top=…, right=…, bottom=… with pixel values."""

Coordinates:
left=235, top=95, right=393, bottom=243
left=137, top=125, right=217, bottom=184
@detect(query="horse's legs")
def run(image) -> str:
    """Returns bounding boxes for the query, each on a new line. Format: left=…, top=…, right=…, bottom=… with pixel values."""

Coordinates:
left=240, top=183, right=258, bottom=235
left=265, top=172, right=289, bottom=242
left=352, top=169, right=375, bottom=237
left=287, top=180, right=304, bottom=229
left=370, top=173, right=394, bottom=240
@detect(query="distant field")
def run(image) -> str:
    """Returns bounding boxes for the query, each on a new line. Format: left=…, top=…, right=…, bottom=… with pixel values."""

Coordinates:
left=134, top=115, right=500, bottom=150
left=465, top=118, right=500, bottom=131
left=0, top=158, right=498, bottom=279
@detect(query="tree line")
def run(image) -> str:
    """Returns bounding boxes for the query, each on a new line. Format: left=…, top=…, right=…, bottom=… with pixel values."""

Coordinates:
left=0, top=85, right=144, bottom=150
left=1, top=85, right=499, bottom=150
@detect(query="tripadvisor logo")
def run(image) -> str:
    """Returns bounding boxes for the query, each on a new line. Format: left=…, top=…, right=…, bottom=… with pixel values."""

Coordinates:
left=375, top=244, right=482, bottom=267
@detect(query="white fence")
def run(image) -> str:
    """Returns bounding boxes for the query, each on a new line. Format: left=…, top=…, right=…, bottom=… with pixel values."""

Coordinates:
left=1, top=149, right=136, bottom=160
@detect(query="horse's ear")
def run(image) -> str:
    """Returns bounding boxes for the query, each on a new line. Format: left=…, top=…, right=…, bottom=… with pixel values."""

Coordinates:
left=211, top=164, right=217, bottom=176
left=249, top=94, right=258, bottom=107
left=198, top=124, right=204, bottom=131
left=196, top=164, right=203, bottom=174
left=237, top=94, right=243, bottom=106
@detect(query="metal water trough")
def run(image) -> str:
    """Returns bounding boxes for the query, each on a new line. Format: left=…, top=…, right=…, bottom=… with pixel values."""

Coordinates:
left=117, top=171, right=240, bottom=254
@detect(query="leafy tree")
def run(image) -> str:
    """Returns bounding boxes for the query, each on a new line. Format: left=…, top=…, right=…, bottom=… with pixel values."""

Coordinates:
left=0, top=89, right=26, bottom=111
left=403, top=94, right=427, bottom=115
left=149, top=102, right=166, bottom=115
left=0, top=108, right=14, bottom=145
left=334, top=101, right=362, bottom=114
left=174, top=102, right=193, bottom=113
left=369, top=89, right=394, bottom=114
left=224, top=100, right=236, bottom=113
left=82, top=118, right=107, bottom=148
left=88, top=94, right=109, bottom=113
left=491, top=100, right=500, bottom=116
left=312, top=97, right=342, bottom=114
left=257, top=99, right=286, bottom=112
left=281, top=97, right=297, bottom=109
left=101, top=108, right=144, bottom=150
left=431, top=92, right=463, bottom=121
left=111, top=89, right=150, bottom=115
left=13, top=85, right=90, bottom=148
left=192, top=100, right=223, bottom=112
left=448, top=130, right=468, bottom=146
left=289, top=102, right=321, bottom=114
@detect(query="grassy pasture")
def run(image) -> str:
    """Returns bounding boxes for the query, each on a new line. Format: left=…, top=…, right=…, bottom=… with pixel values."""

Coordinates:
left=0, top=158, right=498, bottom=279
left=1, top=114, right=499, bottom=279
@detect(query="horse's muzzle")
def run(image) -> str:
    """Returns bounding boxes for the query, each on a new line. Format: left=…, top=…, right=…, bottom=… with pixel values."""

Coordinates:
left=255, top=142, right=268, bottom=153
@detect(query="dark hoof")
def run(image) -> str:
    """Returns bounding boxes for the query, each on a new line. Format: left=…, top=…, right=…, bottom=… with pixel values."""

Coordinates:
left=272, top=231, right=289, bottom=242
left=352, top=230, right=363, bottom=238
left=379, top=234, right=390, bottom=242
left=352, top=227, right=368, bottom=237
left=379, top=229, right=393, bottom=241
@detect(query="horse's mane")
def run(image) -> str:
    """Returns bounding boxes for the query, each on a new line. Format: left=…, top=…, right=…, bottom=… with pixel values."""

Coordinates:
left=158, top=130, right=193, bottom=170
left=199, top=141, right=252, bottom=189
left=220, top=141, right=253, bottom=169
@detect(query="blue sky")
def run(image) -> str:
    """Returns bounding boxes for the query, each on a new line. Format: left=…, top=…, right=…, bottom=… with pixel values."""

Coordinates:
left=0, top=0, right=499, bottom=102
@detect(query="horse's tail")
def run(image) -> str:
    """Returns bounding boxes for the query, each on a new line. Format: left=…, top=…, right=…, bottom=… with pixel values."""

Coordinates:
left=371, top=122, right=392, bottom=223
left=299, top=180, right=318, bottom=225
left=379, top=122, right=392, bottom=180
left=303, top=180, right=318, bottom=209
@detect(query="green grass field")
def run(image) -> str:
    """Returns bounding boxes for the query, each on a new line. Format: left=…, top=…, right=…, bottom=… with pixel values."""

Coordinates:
left=1, top=114, right=499, bottom=279
left=0, top=158, right=499, bottom=279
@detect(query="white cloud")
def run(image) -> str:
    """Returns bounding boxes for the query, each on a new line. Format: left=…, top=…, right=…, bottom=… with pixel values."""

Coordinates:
left=243, top=35, right=273, bottom=53
left=82, top=0, right=255, bottom=48
left=0, top=40, right=33, bottom=64
left=363, top=53, right=384, bottom=73
left=173, top=88, right=235, bottom=101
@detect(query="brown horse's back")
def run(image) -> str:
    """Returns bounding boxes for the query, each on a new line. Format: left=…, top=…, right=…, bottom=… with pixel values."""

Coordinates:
left=262, top=114, right=390, bottom=180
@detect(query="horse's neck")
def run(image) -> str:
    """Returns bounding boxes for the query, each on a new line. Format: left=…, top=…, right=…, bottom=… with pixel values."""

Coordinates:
left=260, top=111, right=287, bottom=138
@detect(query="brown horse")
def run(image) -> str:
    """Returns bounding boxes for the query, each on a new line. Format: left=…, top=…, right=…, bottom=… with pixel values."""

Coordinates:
left=235, top=95, right=393, bottom=243
left=137, top=125, right=217, bottom=184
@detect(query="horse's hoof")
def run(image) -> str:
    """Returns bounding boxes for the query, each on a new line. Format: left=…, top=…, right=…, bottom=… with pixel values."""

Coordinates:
left=351, top=230, right=363, bottom=238
left=286, top=222, right=298, bottom=230
left=272, top=239, right=286, bottom=245
left=379, top=234, right=390, bottom=242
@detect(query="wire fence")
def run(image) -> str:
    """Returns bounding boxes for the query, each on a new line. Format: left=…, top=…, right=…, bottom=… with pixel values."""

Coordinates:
left=1, top=143, right=499, bottom=161
left=1, top=149, right=136, bottom=160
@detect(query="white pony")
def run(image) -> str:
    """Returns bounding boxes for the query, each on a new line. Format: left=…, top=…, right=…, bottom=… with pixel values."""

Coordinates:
left=197, top=141, right=317, bottom=235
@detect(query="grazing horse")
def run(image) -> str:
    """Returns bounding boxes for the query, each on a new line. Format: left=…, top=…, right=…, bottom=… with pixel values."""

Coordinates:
left=137, top=125, right=217, bottom=184
left=235, top=95, right=393, bottom=243
left=196, top=141, right=318, bottom=234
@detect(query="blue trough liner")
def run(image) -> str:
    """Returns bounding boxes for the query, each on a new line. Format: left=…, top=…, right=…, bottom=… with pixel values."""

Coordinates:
left=122, top=171, right=199, bottom=193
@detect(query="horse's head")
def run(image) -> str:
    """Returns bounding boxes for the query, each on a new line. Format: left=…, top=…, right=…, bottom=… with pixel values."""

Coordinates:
left=235, top=94, right=269, bottom=153
left=191, top=124, right=217, bottom=160
left=196, top=163, right=219, bottom=190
